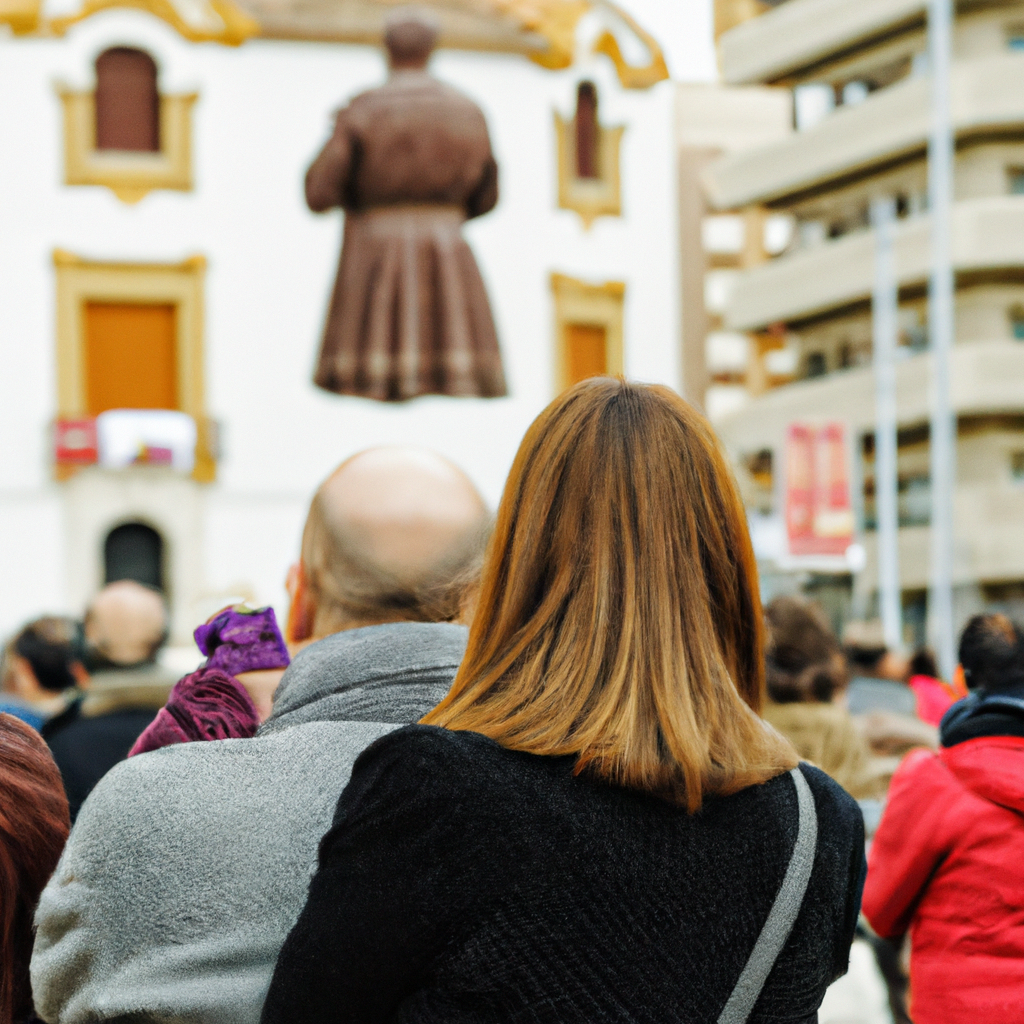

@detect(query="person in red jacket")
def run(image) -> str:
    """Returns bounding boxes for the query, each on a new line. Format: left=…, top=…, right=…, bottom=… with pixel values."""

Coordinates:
left=863, top=613, right=1024, bottom=1023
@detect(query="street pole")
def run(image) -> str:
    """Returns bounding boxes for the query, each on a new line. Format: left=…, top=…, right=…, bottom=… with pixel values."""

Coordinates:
left=871, top=197, right=902, bottom=652
left=928, top=0, right=957, bottom=678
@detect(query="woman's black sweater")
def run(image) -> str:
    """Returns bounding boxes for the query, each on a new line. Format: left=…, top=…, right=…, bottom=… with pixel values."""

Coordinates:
left=262, top=725, right=865, bottom=1024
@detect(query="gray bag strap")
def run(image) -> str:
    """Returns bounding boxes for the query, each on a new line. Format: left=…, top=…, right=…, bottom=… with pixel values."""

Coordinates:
left=716, top=766, right=818, bottom=1024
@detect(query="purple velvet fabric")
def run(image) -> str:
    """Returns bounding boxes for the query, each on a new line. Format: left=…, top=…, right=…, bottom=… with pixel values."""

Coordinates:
left=128, top=667, right=261, bottom=757
left=193, top=606, right=290, bottom=677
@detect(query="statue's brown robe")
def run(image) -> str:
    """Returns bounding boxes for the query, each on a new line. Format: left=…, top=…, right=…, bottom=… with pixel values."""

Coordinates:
left=305, top=69, right=507, bottom=401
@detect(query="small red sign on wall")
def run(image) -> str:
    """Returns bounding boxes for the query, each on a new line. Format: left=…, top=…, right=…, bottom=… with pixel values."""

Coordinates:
left=785, top=422, right=854, bottom=557
left=55, top=418, right=98, bottom=465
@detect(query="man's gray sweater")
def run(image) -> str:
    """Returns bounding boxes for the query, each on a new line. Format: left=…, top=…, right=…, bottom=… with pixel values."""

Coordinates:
left=31, top=622, right=467, bottom=1024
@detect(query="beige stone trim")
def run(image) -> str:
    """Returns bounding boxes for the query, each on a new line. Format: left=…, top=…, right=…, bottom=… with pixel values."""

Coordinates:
left=59, top=89, right=197, bottom=204
left=53, top=251, right=215, bottom=482
left=550, top=272, right=625, bottom=392
left=555, top=112, right=624, bottom=229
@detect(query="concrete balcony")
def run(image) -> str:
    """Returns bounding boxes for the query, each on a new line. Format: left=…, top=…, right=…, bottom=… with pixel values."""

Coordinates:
left=714, top=339, right=1024, bottom=453
left=859, top=481, right=1024, bottom=590
left=704, top=55, right=1024, bottom=209
left=724, top=196, right=1024, bottom=330
left=719, top=0, right=926, bottom=87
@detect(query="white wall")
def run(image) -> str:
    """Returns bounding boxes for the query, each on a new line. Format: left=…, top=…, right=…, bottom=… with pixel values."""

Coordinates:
left=0, top=2, right=688, bottom=639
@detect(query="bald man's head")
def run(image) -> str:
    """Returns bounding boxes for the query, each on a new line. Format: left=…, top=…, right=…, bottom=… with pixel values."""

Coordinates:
left=84, top=581, right=169, bottom=668
left=298, top=448, right=490, bottom=638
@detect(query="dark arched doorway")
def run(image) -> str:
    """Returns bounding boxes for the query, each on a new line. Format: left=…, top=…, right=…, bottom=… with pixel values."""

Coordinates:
left=104, top=522, right=164, bottom=592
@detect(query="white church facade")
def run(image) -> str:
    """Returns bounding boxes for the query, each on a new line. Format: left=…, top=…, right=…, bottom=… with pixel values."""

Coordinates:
left=0, top=0, right=684, bottom=644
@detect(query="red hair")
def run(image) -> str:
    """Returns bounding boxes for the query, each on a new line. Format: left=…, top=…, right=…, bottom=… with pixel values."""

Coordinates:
left=0, top=714, right=69, bottom=1024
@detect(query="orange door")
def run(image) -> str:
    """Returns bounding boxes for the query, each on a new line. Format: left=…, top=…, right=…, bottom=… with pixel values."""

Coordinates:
left=84, top=302, right=178, bottom=414
left=564, top=322, right=607, bottom=387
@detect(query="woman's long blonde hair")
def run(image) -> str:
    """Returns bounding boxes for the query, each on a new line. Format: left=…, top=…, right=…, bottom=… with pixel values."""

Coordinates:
left=423, top=378, right=796, bottom=810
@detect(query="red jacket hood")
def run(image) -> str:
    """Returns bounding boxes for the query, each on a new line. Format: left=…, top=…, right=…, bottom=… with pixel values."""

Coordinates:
left=941, top=736, right=1024, bottom=816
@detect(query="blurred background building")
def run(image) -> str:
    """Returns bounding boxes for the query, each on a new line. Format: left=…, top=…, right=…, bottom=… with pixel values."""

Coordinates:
left=0, top=0, right=683, bottom=644
left=686, top=0, right=1024, bottom=643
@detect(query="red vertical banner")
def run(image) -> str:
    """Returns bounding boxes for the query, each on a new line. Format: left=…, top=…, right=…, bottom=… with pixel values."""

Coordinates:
left=785, top=423, right=815, bottom=552
left=785, top=422, right=854, bottom=557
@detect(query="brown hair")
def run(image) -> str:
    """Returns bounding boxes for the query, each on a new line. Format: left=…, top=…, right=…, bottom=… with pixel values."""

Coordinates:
left=7, top=616, right=82, bottom=693
left=0, top=714, right=70, bottom=1024
left=765, top=597, right=848, bottom=704
left=423, top=379, right=797, bottom=811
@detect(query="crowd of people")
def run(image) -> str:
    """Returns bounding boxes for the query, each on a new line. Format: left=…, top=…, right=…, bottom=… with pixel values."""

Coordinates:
left=1, top=378, right=1022, bottom=1024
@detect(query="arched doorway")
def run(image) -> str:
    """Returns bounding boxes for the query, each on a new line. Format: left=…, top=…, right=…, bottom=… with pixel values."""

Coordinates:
left=104, top=522, right=164, bottom=592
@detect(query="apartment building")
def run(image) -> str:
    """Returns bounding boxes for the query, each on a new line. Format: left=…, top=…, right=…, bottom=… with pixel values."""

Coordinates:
left=704, top=0, right=1024, bottom=638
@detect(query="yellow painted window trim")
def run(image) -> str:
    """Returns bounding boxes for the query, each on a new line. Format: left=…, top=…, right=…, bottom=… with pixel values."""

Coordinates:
left=551, top=271, right=626, bottom=393
left=53, top=250, right=216, bottom=483
left=554, top=110, right=624, bottom=229
left=59, top=88, right=197, bottom=204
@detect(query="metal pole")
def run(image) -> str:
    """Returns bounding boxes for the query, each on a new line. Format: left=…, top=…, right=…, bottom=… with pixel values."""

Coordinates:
left=928, top=0, right=957, bottom=678
left=871, top=197, right=902, bottom=652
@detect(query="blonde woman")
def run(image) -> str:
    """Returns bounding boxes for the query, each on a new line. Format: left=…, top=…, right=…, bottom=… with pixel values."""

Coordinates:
left=262, top=380, right=865, bottom=1024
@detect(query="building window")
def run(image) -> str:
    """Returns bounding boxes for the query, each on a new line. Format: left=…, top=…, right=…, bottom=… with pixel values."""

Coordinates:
left=805, top=352, right=828, bottom=378
left=554, top=84, right=624, bottom=229
left=1008, top=167, right=1024, bottom=194
left=574, top=82, right=599, bottom=179
left=551, top=273, right=624, bottom=391
left=58, top=59, right=196, bottom=203
left=95, top=48, right=160, bottom=152
left=53, top=250, right=216, bottom=481
left=1012, top=451, right=1024, bottom=482
left=1006, top=25, right=1024, bottom=50
left=1010, top=305, right=1024, bottom=340
left=85, top=303, right=178, bottom=413
left=105, top=522, right=164, bottom=591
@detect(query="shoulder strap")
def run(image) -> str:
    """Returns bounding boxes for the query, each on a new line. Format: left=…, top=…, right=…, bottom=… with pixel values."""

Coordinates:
left=716, top=766, right=818, bottom=1024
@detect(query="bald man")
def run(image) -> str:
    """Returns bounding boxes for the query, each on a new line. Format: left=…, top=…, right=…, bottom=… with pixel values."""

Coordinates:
left=42, top=581, right=176, bottom=821
left=33, top=448, right=489, bottom=1024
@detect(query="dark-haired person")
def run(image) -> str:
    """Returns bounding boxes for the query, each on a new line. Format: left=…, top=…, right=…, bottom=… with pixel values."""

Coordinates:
left=0, top=713, right=70, bottom=1024
left=863, top=613, right=1024, bottom=1023
left=42, top=580, right=177, bottom=820
left=762, top=597, right=883, bottom=799
left=262, top=379, right=865, bottom=1024
left=0, top=618, right=86, bottom=731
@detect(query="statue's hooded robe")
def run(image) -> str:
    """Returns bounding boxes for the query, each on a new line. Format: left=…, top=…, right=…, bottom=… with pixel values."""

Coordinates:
left=305, top=69, right=507, bottom=401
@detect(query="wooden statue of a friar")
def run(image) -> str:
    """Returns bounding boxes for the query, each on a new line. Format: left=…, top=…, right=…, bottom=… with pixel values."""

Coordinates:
left=305, top=9, right=507, bottom=401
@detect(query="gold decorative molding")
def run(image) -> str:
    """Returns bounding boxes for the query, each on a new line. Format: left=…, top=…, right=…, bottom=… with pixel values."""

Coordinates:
left=554, top=109, right=623, bottom=229
left=0, top=0, right=40, bottom=33
left=507, top=0, right=668, bottom=87
left=48, top=0, right=258, bottom=45
left=52, top=251, right=215, bottom=483
left=59, top=88, right=197, bottom=203
left=592, top=2, right=669, bottom=89
left=498, top=0, right=588, bottom=69
left=7, top=0, right=666, bottom=85
left=551, top=271, right=625, bottom=392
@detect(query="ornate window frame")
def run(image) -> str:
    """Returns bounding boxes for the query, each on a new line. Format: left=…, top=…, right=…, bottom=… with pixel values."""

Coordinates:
left=53, top=250, right=215, bottom=481
left=58, top=87, right=198, bottom=204
left=554, top=108, right=624, bottom=229
left=551, top=272, right=626, bottom=392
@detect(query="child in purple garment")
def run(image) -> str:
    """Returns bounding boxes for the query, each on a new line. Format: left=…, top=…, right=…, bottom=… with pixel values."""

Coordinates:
left=128, top=606, right=290, bottom=757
